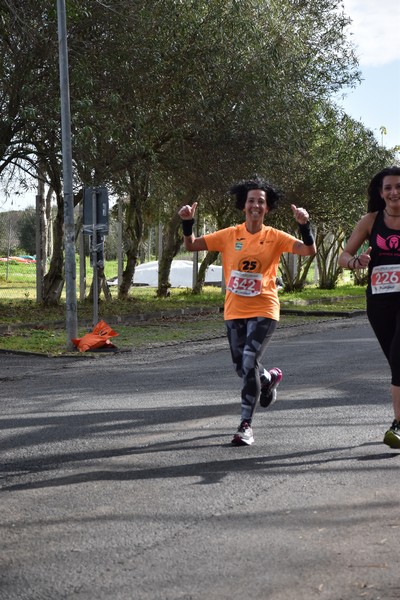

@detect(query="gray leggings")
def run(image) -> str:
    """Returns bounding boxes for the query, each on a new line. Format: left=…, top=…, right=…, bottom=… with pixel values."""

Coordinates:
left=225, top=317, right=277, bottom=422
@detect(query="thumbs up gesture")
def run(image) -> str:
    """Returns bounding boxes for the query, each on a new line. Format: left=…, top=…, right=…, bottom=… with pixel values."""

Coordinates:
left=291, top=204, right=309, bottom=225
left=357, top=247, right=372, bottom=268
left=178, top=202, right=198, bottom=220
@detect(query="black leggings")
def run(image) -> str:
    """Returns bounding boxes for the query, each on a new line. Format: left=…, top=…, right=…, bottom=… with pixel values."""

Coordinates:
left=225, top=317, right=277, bottom=422
left=367, top=295, right=400, bottom=386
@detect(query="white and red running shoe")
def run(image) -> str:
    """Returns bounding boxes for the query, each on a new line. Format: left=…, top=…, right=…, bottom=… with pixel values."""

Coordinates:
left=231, top=421, right=254, bottom=446
left=260, top=367, right=282, bottom=408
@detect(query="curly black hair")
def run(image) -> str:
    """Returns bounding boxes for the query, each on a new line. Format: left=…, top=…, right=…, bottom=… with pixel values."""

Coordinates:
left=367, top=166, right=400, bottom=212
left=229, top=176, right=283, bottom=212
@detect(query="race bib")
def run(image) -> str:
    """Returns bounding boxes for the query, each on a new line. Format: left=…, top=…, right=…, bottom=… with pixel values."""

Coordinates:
left=227, top=270, right=262, bottom=297
left=371, top=265, right=400, bottom=294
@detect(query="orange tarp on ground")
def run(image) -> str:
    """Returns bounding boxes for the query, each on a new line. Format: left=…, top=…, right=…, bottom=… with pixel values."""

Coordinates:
left=72, top=320, right=119, bottom=352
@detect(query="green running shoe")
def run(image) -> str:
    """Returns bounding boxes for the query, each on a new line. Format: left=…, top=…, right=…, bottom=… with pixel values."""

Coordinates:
left=383, top=420, right=400, bottom=449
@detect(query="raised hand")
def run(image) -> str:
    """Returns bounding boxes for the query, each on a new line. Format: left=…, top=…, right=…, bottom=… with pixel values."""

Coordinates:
left=178, top=202, right=198, bottom=220
left=291, top=204, right=309, bottom=225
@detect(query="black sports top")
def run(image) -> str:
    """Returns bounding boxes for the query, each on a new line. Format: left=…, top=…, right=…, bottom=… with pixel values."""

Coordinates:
left=367, top=210, right=400, bottom=297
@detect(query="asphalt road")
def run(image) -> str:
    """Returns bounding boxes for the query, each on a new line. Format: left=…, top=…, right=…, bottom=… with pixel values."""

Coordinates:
left=1, top=314, right=400, bottom=600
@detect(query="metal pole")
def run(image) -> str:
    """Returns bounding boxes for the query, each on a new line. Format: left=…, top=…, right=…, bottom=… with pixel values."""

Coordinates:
left=35, top=178, right=45, bottom=303
left=57, top=0, right=78, bottom=349
left=6, top=216, right=11, bottom=281
left=91, top=188, right=99, bottom=326
left=117, top=197, right=123, bottom=287
left=79, top=201, right=86, bottom=301
left=192, top=210, right=199, bottom=288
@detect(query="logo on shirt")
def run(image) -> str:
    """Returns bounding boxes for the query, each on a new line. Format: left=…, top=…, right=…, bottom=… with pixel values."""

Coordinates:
left=377, top=233, right=400, bottom=253
left=235, top=242, right=243, bottom=250
left=238, top=258, right=262, bottom=272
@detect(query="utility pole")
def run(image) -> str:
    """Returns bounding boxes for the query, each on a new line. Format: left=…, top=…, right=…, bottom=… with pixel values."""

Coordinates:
left=57, top=0, right=78, bottom=349
left=118, top=197, right=123, bottom=286
left=35, top=175, right=45, bottom=302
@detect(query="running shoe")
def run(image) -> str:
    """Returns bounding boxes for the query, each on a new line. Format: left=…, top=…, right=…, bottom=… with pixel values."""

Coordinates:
left=383, top=419, right=400, bottom=449
left=260, top=367, right=282, bottom=408
left=231, top=421, right=254, bottom=446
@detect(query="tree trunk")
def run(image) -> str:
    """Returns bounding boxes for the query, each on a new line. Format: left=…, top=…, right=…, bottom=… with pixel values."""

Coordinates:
left=88, top=266, right=112, bottom=302
left=316, top=230, right=344, bottom=289
left=118, top=168, right=148, bottom=299
left=157, top=212, right=182, bottom=297
left=42, top=192, right=65, bottom=306
left=280, top=253, right=313, bottom=291
left=192, top=250, right=219, bottom=294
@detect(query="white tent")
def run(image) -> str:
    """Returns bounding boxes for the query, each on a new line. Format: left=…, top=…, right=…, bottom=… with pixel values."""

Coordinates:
left=108, top=260, right=222, bottom=288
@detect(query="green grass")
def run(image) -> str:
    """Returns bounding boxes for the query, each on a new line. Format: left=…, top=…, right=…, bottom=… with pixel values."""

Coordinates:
left=0, top=282, right=367, bottom=355
left=0, top=256, right=119, bottom=300
left=279, top=284, right=367, bottom=312
left=0, top=286, right=225, bottom=324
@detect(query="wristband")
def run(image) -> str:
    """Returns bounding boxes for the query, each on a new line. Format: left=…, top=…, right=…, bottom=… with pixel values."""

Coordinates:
left=298, top=222, right=314, bottom=246
left=347, top=256, right=356, bottom=271
left=347, top=256, right=360, bottom=270
left=181, top=219, right=194, bottom=236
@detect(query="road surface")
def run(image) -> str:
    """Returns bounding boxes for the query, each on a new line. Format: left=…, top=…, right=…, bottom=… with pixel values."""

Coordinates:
left=1, top=314, right=399, bottom=599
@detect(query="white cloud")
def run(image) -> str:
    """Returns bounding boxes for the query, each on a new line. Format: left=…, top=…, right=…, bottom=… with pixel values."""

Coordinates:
left=342, top=0, right=400, bottom=66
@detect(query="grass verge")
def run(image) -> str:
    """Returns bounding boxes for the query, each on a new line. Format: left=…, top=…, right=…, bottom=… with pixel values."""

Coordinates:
left=0, top=283, right=367, bottom=355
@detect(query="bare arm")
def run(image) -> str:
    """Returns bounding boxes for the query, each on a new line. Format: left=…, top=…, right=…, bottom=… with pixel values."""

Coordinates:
left=177, top=202, right=208, bottom=252
left=290, top=204, right=317, bottom=257
left=292, top=240, right=317, bottom=256
left=338, top=213, right=374, bottom=270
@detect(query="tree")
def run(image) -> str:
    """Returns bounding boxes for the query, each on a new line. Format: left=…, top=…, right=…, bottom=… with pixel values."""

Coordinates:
left=139, top=0, right=362, bottom=296
left=277, top=104, right=397, bottom=289
left=17, top=207, right=35, bottom=255
left=0, top=0, right=362, bottom=303
left=0, top=1, right=66, bottom=303
left=0, top=210, right=19, bottom=256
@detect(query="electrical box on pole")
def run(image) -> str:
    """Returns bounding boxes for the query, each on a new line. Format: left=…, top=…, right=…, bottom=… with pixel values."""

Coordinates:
left=83, top=187, right=109, bottom=235
left=83, top=187, right=109, bottom=326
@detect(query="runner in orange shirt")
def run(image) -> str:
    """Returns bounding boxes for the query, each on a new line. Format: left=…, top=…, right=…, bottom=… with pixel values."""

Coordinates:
left=178, top=176, right=316, bottom=446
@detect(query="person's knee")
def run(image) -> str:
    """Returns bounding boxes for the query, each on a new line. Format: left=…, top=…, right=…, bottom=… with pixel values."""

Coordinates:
left=243, top=371, right=260, bottom=400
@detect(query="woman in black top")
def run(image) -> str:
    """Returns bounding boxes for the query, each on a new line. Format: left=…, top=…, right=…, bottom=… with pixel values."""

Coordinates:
left=339, top=166, right=400, bottom=448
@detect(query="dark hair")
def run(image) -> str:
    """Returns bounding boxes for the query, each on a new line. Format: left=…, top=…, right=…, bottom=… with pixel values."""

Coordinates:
left=367, top=166, right=400, bottom=212
left=229, top=176, right=283, bottom=211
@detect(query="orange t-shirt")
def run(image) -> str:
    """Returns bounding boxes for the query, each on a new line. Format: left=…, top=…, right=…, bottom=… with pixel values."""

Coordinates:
left=204, top=223, right=297, bottom=321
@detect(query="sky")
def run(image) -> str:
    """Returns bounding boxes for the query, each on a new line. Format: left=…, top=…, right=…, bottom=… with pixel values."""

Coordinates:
left=338, top=0, right=400, bottom=149
left=1, top=0, right=399, bottom=212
